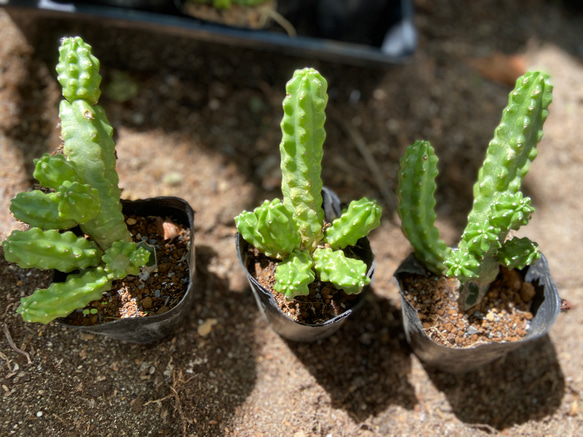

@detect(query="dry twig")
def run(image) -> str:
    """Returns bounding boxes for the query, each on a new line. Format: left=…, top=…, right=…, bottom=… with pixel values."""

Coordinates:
left=2, top=324, right=31, bottom=364
left=331, top=112, right=399, bottom=224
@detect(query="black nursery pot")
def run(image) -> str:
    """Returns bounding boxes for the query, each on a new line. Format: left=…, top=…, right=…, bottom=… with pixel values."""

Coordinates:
left=236, top=188, right=375, bottom=342
left=394, top=253, right=562, bottom=373
left=58, top=197, right=196, bottom=344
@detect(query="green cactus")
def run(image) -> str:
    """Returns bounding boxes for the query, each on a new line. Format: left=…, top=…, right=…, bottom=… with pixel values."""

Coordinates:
left=397, top=71, right=552, bottom=310
left=1, top=37, right=151, bottom=324
left=235, top=68, right=382, bottom=300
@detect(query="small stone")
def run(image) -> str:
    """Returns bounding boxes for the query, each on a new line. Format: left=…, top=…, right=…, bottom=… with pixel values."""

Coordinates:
left=520, top=282, right=536, bottom=302
left=142, top=297, right=153, bottom=310
left=197, top=318, right=218, bottom=337
left=157, top=306, right=169, bottom=315
left=467, top=326, right=479, bottom=335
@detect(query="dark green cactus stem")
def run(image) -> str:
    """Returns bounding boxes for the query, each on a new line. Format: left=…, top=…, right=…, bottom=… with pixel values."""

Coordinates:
left=280, top=68, right=326, bottom=252
left=397, top=71, right=552, bottom=312
left=447, top=72, right=551, bottom=308
left=397, top=140, right=450, bottom=275
left=468, top=72, right=552, bottom=222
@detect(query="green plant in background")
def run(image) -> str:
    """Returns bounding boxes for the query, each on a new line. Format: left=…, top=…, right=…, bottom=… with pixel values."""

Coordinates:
left=236, top=68, right=382, bottom=300
left=188, top=0, right=270, bottom=10
left=2, top=37, right=152, bottom=324
left=397, top=71, right=552, bottom=310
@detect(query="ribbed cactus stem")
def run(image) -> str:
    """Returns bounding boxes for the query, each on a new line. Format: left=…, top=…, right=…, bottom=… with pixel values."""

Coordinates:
left=397, top=140, right=450, bottom=275
left=2, top=37, right=152, bottom=324
left=280, top=68, right=327, bottom=251
left=397, top=71, right=553, bottom=311
left=235, top=68, right=381, bottom=301
left=448, top=72, right=552, bottom=304
left=467, top=72, right=552, bottom=225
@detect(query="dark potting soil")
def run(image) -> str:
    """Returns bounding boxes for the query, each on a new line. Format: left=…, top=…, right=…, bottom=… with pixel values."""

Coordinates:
left=246, top=246, right=361, bottom=325
left=400, top=266, right=536, bottom=348
left=62, top=213, right=190, bottom=326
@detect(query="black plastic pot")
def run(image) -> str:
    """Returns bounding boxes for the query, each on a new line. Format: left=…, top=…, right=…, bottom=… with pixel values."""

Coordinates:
left=58, top=197, right=196, bottom=343
left=236, top=188, right=375, bottom=342
left=394, top=253, right=562, bottom=373
left=1, top=0, right=415, bottom=67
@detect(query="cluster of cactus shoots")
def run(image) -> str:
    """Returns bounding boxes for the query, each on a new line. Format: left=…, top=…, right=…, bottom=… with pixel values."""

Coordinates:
left=397, top=71, right=553, bottom=310
left=236, top=68, right=382, bottom=300
left=2, top=37, right=152, bottom=324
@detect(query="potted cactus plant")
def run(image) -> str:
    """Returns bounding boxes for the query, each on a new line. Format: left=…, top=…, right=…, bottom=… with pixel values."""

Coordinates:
left=235, top=68, right=382, bottom=342
left=394, top=71, right=562, bottom=372
left=1, top=36, right=196, bottom=343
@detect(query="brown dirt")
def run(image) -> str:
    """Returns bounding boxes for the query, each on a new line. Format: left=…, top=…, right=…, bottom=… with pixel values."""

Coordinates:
left=247, top=246, right=362, bottom=325
left=61, top=213, right=190, bottom=327
left=400, top=266, right=534, bottom=348
left=1, top=1, right=583, bottom=435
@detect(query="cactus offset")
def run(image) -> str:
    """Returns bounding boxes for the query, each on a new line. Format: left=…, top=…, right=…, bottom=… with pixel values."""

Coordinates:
left=2, top=37, right=151, bottom=324
left=236, top=68, right=382, bottom=300
left=397, top=72, right=552, bottom=310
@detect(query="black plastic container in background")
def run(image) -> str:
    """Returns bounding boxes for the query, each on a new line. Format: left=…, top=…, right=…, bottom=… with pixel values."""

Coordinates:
left=1, top=0, right=416, bottom=67
left=394, top=253, right=562, bottom=373
left=236, top=188, right=375, bottom=342
left=58, top=197, right=196, bottom=343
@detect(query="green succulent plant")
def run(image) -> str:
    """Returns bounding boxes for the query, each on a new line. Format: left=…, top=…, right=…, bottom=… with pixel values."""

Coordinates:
left=397, top=71, right=552, bottom=310
left=2, top=37, right=152, bottom=324
left=188, top=0, right=270, bottom=10
left=236, top=68, right=382, bottom=300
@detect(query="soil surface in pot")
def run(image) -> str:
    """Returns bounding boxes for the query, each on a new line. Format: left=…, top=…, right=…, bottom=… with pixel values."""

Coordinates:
left=247, top=246, right=361, bottom=324
left=400, top=266, right=535, bottom=348
left=182, top=0, right=277, bottom=30
left=62, top=213, right=190, bottom=326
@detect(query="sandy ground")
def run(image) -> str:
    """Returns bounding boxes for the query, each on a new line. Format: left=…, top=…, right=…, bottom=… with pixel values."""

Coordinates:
left=0, top=1, right=582, bottom=435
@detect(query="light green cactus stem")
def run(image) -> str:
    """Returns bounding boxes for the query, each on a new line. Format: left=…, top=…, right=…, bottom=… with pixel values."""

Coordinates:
left=274, top=249, right=315, bottom=297
left=280, top=68, right=327, bottom=252
left=313, top=248, right=370, bottom=295
left=2, top=37, right=151, bottom=324
left=102, top=241, right=151, bottom=280
left=17, top=267, right=112, bottom=324
left=236, top=68, right=381, bottom=300
left=3, top=228, right=102, bottom=272
left=397, top=71, right=552, bottom=311
left=10, top=191, right=77, bottom=230
left=396, top=140, right=451, bottom=275
left=234, top=199, right=300, bottom=259
left=325, top=197, right=383, bottom=250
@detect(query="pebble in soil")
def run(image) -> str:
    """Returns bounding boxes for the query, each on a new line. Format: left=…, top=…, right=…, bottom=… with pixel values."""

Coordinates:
left=401, top=266, right=535, bottom=348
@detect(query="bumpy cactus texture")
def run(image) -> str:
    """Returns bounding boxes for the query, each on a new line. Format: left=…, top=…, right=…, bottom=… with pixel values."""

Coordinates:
left=2, top=37, right=150, bottom=324
left=397, top=140, right=451, bottom=275
left=236, top=68, right=382, bottom=300
left=397, top=72, right=552, bottom=309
